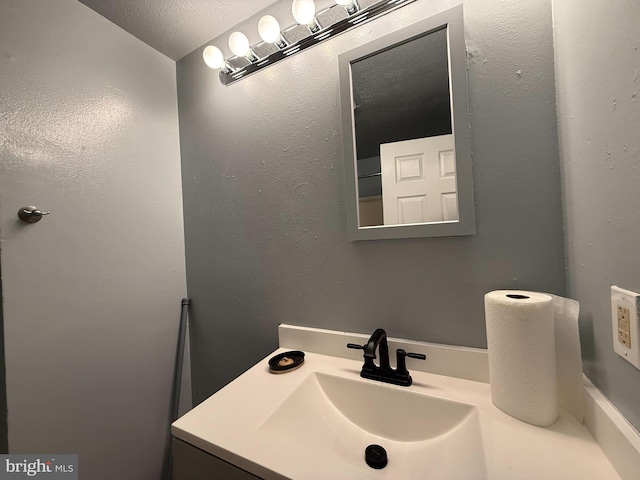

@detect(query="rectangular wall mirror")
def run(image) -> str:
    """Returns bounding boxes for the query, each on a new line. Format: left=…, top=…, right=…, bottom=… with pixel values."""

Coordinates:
left=339, top=5, right=475, bottom=241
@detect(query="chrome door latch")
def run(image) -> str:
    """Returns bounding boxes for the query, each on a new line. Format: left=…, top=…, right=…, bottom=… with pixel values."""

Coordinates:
left=18, top=206, right=50, bottom=224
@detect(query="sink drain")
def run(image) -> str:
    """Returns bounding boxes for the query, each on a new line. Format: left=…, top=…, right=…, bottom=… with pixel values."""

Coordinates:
left=365, top=444, right=387, bottom=469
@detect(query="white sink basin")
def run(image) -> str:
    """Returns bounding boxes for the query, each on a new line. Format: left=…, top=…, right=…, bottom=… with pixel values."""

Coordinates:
left=259, top=372, right=487, bottom=478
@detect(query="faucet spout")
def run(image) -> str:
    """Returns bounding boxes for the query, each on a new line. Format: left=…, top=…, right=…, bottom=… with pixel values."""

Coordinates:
left=364, top=328, right=387, bottom=358
left=363, top=328, right=390, bottom=371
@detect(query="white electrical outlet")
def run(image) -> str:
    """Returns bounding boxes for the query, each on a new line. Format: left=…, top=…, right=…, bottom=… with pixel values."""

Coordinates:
left=611, top=286, right=640, bottom=370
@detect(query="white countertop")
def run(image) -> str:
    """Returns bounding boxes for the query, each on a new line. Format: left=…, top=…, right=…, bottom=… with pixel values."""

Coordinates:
left=172, top=348, right=621, bottom=479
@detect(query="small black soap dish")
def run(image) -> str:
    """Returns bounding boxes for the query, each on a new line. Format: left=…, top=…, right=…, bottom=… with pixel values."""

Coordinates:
left=268, top=351, right=305, bottom=374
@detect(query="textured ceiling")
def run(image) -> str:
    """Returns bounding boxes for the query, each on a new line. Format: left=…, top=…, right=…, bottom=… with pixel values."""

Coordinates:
left=353, top=27, right=451, bottom=160
left=78, top=0, right=275, bottom=61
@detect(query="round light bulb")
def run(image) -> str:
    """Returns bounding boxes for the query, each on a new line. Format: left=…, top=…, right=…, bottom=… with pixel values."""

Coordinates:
left=228, top=31, right=251, bottom=57
left=203, top=46, right=225, bottom=69
left=292, top=0, right=316, bottom=26
left=334, top=0, right=358, bottom=14
left=258, top=15, right=282, bottom=44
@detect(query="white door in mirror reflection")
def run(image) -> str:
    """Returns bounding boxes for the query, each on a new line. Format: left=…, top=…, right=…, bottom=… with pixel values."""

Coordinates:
left=380, top=135, right=458, bottom=225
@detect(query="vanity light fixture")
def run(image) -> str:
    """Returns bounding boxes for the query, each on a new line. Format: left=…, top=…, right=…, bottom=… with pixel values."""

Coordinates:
left=202, top=0, right=418, bottom=85
left=258, top=15, right=288, bottom=48
left=228, top=31, right=257, bottom=61
left=202, top=45, right=231, bottom=73
left=334, top=0, right=360, bottom=15
left=292, top=0, right=320, bottom=33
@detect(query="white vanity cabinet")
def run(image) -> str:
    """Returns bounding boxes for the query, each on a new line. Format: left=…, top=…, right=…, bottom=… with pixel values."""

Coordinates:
left=172, top=438, right=262, bottom=480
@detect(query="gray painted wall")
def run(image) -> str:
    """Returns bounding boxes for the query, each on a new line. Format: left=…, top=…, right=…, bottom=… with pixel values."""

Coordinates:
left=553, top=0, right=640, bottom=432
left=0, top=267, right=6, bottom=453
left=0, top=0, right=187, bottom=477
left=178, top=0, right=565, bottom=403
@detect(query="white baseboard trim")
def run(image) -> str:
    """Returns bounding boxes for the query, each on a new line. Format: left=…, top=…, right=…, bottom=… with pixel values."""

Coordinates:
left=583, top=377, right=640, bottom=480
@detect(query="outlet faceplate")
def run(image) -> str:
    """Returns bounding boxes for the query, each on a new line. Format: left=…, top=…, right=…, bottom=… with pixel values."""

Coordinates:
left=611, top=286, right=640, bottom=370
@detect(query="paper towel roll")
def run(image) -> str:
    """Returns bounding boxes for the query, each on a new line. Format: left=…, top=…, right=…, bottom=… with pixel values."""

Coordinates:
left=549, top=293, right=583, bottom=423
left=485, top=290, right=558, bottom=426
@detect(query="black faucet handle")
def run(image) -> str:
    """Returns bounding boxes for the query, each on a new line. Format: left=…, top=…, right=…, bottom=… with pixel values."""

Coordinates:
left=396, top=349, right=426, bottom=361
left=395, top=349, right=426, bottom=383
left=347, top=343, right=365, bottom=350
left=406, top=352, right=426, bottom=360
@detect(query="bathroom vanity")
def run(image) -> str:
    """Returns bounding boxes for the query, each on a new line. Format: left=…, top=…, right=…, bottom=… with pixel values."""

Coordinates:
left=171, top=326, right=638, bottom=479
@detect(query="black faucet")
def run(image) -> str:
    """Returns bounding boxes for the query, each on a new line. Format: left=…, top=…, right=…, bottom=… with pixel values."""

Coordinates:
left=347, top=328, right=426, bottom=387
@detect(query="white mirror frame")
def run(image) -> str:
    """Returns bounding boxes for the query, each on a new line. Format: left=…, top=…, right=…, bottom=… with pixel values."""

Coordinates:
left=339, top=5, right=475, bottom=241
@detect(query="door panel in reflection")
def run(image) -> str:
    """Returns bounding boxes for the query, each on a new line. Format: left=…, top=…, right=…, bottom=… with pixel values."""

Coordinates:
left=380, top=135, right=457, bottom=225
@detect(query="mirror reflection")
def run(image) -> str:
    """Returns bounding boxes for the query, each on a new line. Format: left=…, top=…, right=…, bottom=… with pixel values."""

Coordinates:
left=351, top=26, right=456, bottom=227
